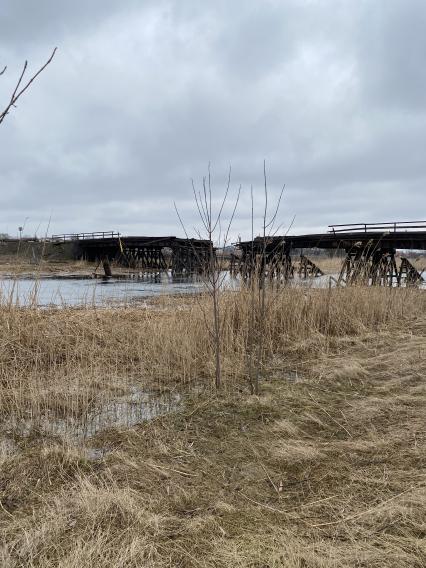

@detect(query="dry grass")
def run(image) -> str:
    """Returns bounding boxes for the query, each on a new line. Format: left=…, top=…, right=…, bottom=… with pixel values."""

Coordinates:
left=0, top=256, right=134, bottom=277
left=0, top=285, right=425, bottom=566
left=0, top=285, right=424, bottom=427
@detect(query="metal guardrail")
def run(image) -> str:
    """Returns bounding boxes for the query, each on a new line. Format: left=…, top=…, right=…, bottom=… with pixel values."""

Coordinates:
left=51, top=231, right=120, bottom=242
left=328, top=222, right=426, bottom=234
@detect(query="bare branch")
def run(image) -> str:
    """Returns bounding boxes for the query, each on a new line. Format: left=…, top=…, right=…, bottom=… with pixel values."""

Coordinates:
left=222, top=184, right=241, bottom=248
left=0, top=48, right=57, bottom=125
left=10, top=61, right=28, bottom=104
left=173, top=201, right=191, bottom=241
left=203, top=176, right=210, bottom=229
left=263, top=159, right=268, bottom=236
left=284, top=214, right=296, bottom=236
left=192, top=180, right=209, bottom=232
left=212, top=166, right=232, bottom=232
left=265, top=183, right=286, bottom=231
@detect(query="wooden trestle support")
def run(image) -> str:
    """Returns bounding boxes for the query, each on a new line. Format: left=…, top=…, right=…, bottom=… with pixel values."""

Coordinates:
left=298, top=255, right=324, bottom=278
left=170, top=243, right=211, bottom=275
left=234, top=244, right=323, bottom=282
left=72, top=236, right=213, bottom=275
left=337, top=245, right=424, bottom=287
left=121, top=246, right=169, bottom=271
left=120, top=245, right=212, bottom=274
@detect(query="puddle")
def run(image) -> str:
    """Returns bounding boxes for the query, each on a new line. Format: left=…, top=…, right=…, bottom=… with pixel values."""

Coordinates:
left=85, top=447, right=109, bottom=460
left=3, top=386, right=182, bottom=443
left=284, top=370, right=303, bottom=383
left=0, top=437, right=18, bottom=458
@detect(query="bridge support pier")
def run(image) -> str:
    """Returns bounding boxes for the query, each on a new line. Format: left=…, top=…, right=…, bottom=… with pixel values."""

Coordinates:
left=337, top=247, right=424, bottom=287
left=237, top=247, right=325, bottom=283
left=398, top=257, right=424, bottom=286
left=338, top=247, right=397, bottom=286
left=102, top=257, right=112, bottom=277
left=121, top=246, right=169, bottom=271
left=298, top=255, right=324, bottom=279
left=237, top=248, right=326, bottom=283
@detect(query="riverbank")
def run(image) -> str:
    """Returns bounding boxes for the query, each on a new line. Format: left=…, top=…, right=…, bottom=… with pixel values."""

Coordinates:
left=1, top=308, right=425, bottom=566
left=0, top=287, right=425, bottom=566
left=0, top=256, right=131, bottom=279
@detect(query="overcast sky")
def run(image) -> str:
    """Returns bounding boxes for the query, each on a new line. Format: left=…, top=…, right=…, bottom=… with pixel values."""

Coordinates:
left=1, top=0, right=425, bottom=239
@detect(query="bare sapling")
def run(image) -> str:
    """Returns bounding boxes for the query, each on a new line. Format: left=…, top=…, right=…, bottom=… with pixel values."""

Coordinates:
left=248, top=161, right=286, bottom=394
left=175, top=165, right=240, bottom=389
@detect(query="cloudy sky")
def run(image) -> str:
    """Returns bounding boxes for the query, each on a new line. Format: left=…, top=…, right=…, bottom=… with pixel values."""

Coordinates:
left=1, top=0, right=425, bottom=239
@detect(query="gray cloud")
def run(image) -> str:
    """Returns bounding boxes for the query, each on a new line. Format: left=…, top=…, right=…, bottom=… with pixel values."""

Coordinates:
left=1, top=0, right=425, bottom=240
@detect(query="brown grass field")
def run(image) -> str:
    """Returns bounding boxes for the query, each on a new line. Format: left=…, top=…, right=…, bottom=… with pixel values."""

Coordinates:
left=0, top=285, right=425, bottom=566
left=0, top=256, right=130, bottom=278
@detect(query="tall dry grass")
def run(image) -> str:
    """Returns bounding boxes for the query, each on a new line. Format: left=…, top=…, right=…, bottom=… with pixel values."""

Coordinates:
left=0, top=284, right=424, bottom=436
left=1, top=310, right=425, bottom=567
left=0, top=282, right=425, bottom=567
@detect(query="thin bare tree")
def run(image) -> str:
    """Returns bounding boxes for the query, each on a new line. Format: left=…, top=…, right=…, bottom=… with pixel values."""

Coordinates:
left=175, top=165, right=240, bottom=389
left=0, top=48, right=57, bottom=126
left=247, top=161, right=287, bottom=394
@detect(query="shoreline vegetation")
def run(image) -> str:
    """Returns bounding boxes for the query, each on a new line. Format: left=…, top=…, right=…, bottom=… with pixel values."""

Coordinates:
left=0, top=280, right=425, bottom=566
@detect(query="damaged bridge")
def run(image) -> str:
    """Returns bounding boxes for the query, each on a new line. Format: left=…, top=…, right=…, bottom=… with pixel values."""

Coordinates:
left=51, top=232, right=213, bottom=274
left=236, top=221, right=426, bottom=286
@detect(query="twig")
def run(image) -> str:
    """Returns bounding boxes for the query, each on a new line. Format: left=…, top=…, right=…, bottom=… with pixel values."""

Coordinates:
left=310, top=486, right=414, bottom=527
left=246, top=438, right=280, bottom=495
left=0, top=48, right=57, bottom=125
left=307, top=391, right=352, bottom=437
left=0, top=499, right=14, bottom=519
left=145, top=461, right=197, bottom=478
left=240, top=491, right=337, bottom=514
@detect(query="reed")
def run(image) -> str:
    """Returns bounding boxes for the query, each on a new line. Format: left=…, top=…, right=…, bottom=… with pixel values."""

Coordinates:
left=0, top=283, right=424, bottom=436
left=0, top=287, right=425, bottom=567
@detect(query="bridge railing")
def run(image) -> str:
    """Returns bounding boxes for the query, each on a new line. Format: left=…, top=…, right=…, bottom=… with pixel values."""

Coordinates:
left=328, top=221, right=426, bottom=234
left=51, top=231, right=120, bottom=242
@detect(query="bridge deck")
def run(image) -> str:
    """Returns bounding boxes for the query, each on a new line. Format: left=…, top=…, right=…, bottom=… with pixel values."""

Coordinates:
left=49, top=234, right=211, bottom=248
left=239, top=230, right=426, bottom=252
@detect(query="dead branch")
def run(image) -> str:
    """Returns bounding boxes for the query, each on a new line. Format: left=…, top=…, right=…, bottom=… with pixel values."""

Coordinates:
left=0, top=48, right=57, bottom=125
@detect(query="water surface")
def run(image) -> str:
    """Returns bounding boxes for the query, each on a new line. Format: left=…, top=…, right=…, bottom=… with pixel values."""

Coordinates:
left=0, top=269, right=423, bottom=307
left=0, top=273, right=205, bottom=306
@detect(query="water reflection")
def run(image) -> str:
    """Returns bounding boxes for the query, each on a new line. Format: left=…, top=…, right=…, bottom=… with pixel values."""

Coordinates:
left=0, top=272, right=207, bottom=307
left=5, top=388, right=181, bottom=442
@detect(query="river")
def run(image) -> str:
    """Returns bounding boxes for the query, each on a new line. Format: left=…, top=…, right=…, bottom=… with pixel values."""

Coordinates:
left=0, top=273, right=206, bottom=307
left=0, top=270, right=423, bottom=307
